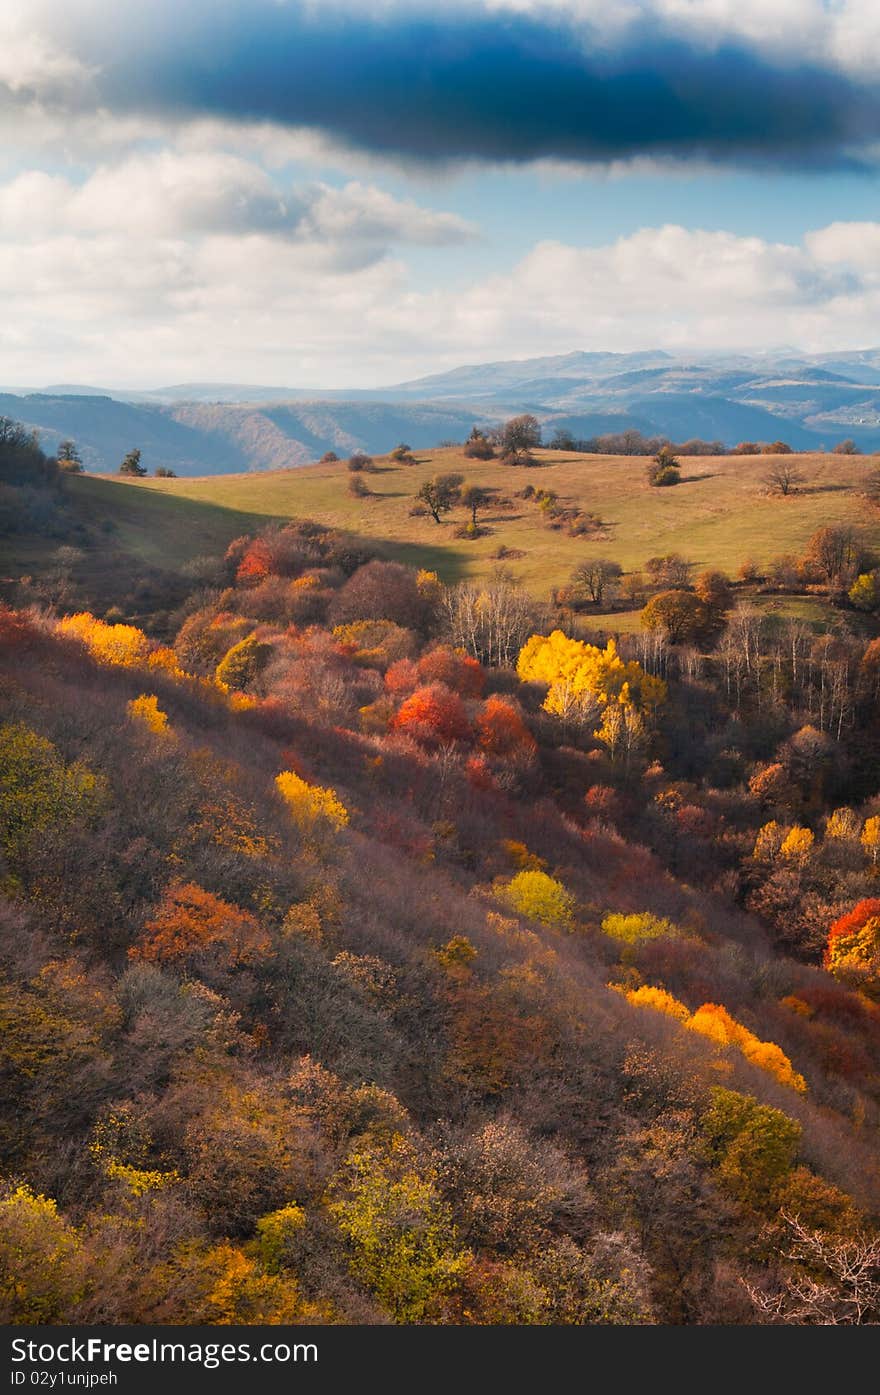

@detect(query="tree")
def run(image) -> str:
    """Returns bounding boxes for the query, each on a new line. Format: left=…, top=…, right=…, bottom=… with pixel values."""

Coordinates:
left=641, top=590, right=708, bottom=645
left=329, top=1136, right=468, bottom=1323
left=119, top=448, right=146, bottom=477
left=849, top=572, right=880, bottom=611
left=460, top=484, right=493, bottom=529
left=549, top=428, right=578, bottom=451
left=824, top=899, right=880, bottom=998
left=416, top=473, right=464, bottom=524
left=390, top=443, right=416, bottom=464
left=329, top=560, right=432, bottom=630
left=215, top=633, right=273, bottom=691
left=765, top=440, right=793, bottom=454
left=645, top=554, right=692, bottom=588
left=56, top=440, right=83, bottom=472
left=391, top=683, right=471, bottom=745
left=0, top=721, right=102, bottom=864
left=475, top=696, right=536, bottom=759
left=805, top=525, right=866, bottom=589
left=570, top=559, right=622, bottom=606
left=861, top=816, right=880, bottom=866
left=517, top=630, right=666, bottom=721
left=0, top=1183, right=84, bottom=1322
left=130, top=881, right=271, bottom=967
left=646, top=447, right=680, bottom=486
left=764, top=459, right=806, bottom=496
left=833, top=439, right=861, bottom=455
left=746, top=1214, right=880, bottom=1324
left=348, top=452, right=375, bottom=472
left=498, top=870, right=576, bottom=928
left=463, top=428, right=495, bottom=460
left=155, top=466, right=177, bottom=478
left=500, top=415, right=541, bottom=466
left=58, top=611, right=151, bottom=666
left=275, top=770, right=349, bottom=832
left=701, top=1087, right=801, bottom=1208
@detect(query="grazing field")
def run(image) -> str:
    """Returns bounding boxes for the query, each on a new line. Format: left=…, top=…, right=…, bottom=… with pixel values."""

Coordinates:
left=100, top=446, right=879, bottom=603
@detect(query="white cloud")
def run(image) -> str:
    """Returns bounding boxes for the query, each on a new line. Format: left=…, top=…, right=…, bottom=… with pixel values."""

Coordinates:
left=0, top=153, right=474, bottom=251
left=1, top=217, right=880, bottom=388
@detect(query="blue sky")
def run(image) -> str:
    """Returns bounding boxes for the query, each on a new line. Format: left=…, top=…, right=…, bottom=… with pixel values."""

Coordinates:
left=1, top=1, right=880, bottom=388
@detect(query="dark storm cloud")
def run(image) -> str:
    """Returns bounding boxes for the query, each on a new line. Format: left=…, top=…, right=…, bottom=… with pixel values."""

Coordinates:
left=93, top=4, right=880, bottom=169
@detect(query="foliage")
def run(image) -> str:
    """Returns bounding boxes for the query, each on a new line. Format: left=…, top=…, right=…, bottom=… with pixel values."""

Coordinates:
left=391, top=684, right=471, bottom=745
left=130, top=881, right=272, bottom=967
left=275, top=770, right=349, bottom=832
left=701, top=1088, right=802, bottom=1208
left=127, top=694, right=171, bottom=737
left=0, top=722, right=102, bottom=864
left=825, top=900, right=880, bottom=998
left=215, top=633, right=273, bottom=691
left=517, top=630, right=666, bottom=722
left=601, top=912, right=677, bottom=945
left=59, top=611, right=151, bottom=667
left=624, top=985, right=690, bottom=1022
left=0, top=1183, right=84, bottom=1322
left=498, top=871, right=576, bottom=928
left=687, top=1004, right=806, bottom=1092
left=330, top=1136, right=469, bottom=1322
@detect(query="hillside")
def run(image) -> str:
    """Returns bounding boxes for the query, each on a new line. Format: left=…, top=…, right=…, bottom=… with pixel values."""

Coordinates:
left=5, top=410, right=880, bottom=1327
left=118, top=446, right=880, bottom=618
left=7, top=348, right=880, bottom=478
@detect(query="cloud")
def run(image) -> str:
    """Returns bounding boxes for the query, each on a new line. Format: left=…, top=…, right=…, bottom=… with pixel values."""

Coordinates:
left=0, top=154, right=474, bottom=252
left=4, top=2, right=880, bottom=170
left=2, top=218, right=880, bottom=388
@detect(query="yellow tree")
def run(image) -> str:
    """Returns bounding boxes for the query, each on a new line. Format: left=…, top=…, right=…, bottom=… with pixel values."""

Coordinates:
left=861, top=816, right=880, bottom=868
left=517, top=631, right=666, bottom=723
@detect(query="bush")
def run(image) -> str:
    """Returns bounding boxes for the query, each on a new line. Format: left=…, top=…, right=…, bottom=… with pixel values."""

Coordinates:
left=601, top=912, right=677, bottom=945
left=498, top=871, right=576, bottom=928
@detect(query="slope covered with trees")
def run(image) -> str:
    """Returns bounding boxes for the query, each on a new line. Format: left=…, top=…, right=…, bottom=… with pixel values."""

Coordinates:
left=3, top=488, right=880, bottom=1325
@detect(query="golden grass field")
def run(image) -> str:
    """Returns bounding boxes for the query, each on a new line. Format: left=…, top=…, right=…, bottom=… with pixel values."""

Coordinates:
left=92, top=445, right=878, bottom=605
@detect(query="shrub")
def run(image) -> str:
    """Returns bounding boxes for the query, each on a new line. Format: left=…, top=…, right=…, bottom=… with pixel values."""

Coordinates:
left=498, top=871, right=576, bottom=928
left=825, top=899, right=880, bottom=998
left=130, top=881, right=272, bottom=967
left=216, top=634, right=273, bottom=691
left=126, top=694, right=171, bottom=737
left=701, top=1087, right=801, bottom=1208
left=0, top=721, right=103, bottom=863
left=624, top=985, right=690, bottom=1022
left=687, top=1004, right=806, bottom=1091
left=391, top=684, right=471, bottom=746
left=601, top=912, right=677, bottom=945
left=275, top=771, right=350, bottom=832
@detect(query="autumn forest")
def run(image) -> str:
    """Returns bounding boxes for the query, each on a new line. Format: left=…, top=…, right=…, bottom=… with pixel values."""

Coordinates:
left=2, top=415, right=880, bottom=1330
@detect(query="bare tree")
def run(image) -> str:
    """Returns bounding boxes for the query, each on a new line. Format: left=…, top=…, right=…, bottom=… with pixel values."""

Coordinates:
left=764, top=459, right=806, bottom=496
left=443, top=568, right=537, bottom=667
left=745, top=1213, right=880, bottom=1324
left=570, top=559, right=623, bottom=606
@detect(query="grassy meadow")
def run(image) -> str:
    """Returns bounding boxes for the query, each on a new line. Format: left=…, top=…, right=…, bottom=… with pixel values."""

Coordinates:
left=86, top=445, right=879, bottom=609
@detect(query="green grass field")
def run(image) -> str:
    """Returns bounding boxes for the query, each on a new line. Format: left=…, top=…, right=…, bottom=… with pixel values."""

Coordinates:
left=95, top=445, right=879, bottom=602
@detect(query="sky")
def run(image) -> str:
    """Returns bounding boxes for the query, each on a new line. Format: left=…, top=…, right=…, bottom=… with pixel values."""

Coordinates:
left=1, top=0, right=880, bottom=389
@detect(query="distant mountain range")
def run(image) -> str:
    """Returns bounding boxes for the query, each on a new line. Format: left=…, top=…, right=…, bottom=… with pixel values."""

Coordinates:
left=5, top=347, right=880, bottom=475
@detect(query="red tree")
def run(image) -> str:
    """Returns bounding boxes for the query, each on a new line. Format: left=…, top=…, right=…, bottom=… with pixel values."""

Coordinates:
left=391, top=683, right=471, bottom=745
left=475, top=697, right=536, bottom=758
left=417, top=646, right=485, bottom=698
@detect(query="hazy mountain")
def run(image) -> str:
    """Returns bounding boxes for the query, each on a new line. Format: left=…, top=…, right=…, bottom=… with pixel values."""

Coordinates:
left=5, top=347, right=880, bottom=475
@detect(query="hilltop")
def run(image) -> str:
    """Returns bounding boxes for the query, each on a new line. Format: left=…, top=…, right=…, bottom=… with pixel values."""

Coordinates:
left=6, top=347, right=880, bottom=476
left=98, top=444, right=879, bottom=634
